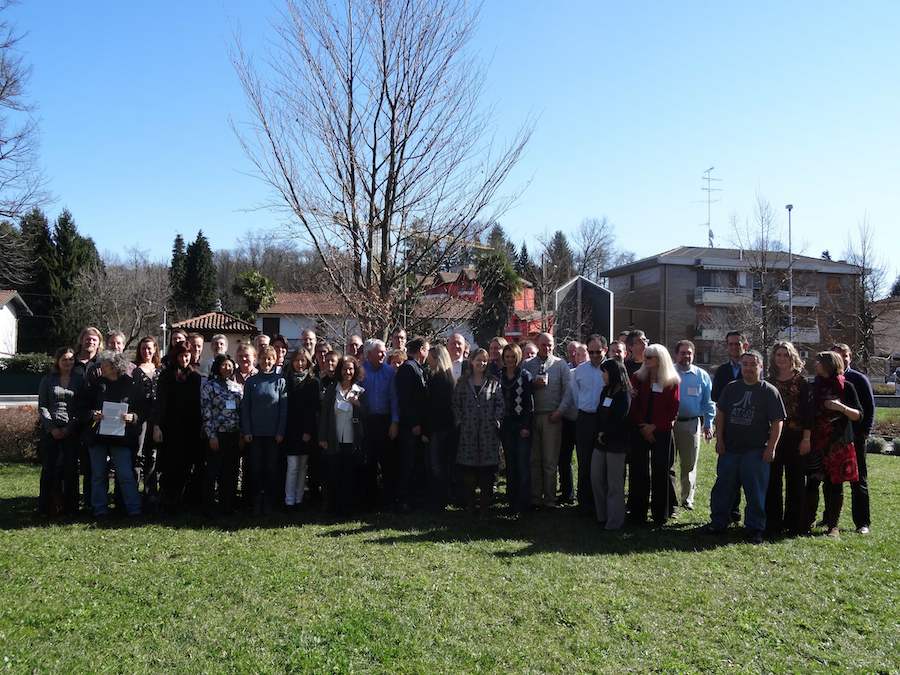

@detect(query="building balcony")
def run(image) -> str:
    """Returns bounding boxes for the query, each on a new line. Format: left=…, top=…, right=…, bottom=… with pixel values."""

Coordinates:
left=778, top=326, right=821, bottom=343
left=776, top=290, right=819, bottom=307
left=695, top=328, right=726, bottom=341
left=694, top=287, right=753, bottom=306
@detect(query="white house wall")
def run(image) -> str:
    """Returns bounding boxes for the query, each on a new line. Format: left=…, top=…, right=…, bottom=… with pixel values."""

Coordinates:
left=0, top=304, right=18, bottom=357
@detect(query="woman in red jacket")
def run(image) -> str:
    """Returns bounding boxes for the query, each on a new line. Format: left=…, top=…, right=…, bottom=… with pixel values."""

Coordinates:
left=628, top=343, right=681, bottom=525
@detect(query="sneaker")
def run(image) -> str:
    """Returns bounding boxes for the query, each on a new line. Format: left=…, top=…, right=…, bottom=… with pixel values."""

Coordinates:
left=856, top=526, right=870, bottom=535
left=825, top=527, right=840, bottom=538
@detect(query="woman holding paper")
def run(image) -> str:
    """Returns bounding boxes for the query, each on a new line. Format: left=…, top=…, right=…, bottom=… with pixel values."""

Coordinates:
left=84, top=350, right=144, bottom=518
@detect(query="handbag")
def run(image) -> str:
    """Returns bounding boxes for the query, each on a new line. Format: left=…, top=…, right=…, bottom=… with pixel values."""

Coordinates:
left=823, top=440, right=858, bottom=484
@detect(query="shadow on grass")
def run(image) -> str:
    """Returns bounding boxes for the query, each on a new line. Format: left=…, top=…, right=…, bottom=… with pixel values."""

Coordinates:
left=0, top=491, right=757, bottom=555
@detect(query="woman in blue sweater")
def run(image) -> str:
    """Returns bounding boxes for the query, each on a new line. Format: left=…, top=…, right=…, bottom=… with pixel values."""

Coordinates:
left=241, top=346, right=287, bottom=515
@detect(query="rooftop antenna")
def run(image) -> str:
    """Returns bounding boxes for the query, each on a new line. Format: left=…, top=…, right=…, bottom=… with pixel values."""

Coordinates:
left=700, top=166, right=722, bottom=247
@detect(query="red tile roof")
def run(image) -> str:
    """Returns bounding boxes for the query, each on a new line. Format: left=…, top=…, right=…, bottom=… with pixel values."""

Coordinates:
left=258, top=292, right=346, bottom=317
left=171, top=311, right=257, bottom=332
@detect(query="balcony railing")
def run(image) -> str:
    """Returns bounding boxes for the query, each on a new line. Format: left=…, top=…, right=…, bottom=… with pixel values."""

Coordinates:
left=694, top=287, right=753, bottom=306
left=694, top=328, right=726, bottom=341
left=778, top=326, right=821, bottom=343
left=776, top=290, right=819, bottom=307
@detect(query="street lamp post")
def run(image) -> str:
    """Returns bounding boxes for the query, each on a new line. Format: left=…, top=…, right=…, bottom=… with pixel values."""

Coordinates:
left=785, top=204, right=794, bottom=342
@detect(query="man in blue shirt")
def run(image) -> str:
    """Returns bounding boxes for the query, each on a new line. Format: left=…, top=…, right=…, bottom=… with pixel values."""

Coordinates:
left=361, top=339, right=399, bottom=510
left=672, top=340, right=715, bottom=510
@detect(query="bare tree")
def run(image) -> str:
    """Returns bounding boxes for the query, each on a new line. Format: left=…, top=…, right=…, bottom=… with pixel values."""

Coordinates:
left=844, top=214, right=886, bottom=368
left=572, top=216, right=635, bottom=285
left=0, top=3, right=47, bottom=220
left=729, top=196, right=792, bottom=351
left=232, top=0, right=532, bottom=338
left=70, top=249, right=171, bottom=349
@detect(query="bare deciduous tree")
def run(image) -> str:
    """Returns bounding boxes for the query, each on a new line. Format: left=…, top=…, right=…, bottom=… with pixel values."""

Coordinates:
left=844, top=214, right=886, bottom=367
left=0, top=3, right=47, bottom=221
left=232, top=0, right=532, bottom=337
left=70, top=250, right=171, bottom=349
left=572, top=216, right=634, bottom=285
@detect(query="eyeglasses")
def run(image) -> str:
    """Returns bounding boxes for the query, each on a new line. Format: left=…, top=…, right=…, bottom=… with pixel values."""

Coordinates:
left=588, top=350, right=603, bottom=355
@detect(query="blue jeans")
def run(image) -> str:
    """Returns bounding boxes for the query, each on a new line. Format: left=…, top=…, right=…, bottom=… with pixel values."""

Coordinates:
left=501, top=421, right=531, bottom=514
left=710, top=451, right=770, bottom=532
left=89, top=444, right=141, bottom=516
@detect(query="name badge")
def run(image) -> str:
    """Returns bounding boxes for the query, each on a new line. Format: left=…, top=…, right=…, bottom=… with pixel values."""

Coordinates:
left=336, top=399, right=352, bottom=412
left=602, top=397, right=613, bottom=408
left=651, top=383, right=663, bottom=393
left=687, top=386, right=700, bottom=397
left=225, top=399, right=237, bottom=410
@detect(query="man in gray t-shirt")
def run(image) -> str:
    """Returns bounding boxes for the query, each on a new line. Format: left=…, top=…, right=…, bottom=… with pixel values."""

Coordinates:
left=707, top=350, right=785, bottom=542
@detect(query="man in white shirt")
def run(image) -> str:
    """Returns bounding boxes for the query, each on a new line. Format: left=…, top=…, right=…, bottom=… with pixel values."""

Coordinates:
left=673, top=340, right=715, bottom=510
left=570, top=336, right=607, bottom=513
left=522, top=332, right=571, bottom=508
left=448, top=333, right=467, bottom=382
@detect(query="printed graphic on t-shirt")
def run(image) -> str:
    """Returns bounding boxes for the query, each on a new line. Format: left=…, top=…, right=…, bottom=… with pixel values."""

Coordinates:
left=728, top=390, right=756, bottom=426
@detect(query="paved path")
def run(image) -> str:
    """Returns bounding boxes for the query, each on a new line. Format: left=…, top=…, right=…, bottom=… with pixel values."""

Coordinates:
left=0, top=395, right=37, bottom=408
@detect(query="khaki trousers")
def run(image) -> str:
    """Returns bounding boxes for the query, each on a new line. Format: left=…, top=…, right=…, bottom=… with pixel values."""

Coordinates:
left=673, top=418, right=701, bottom=507
left=530, top=412, right=561, bottom=506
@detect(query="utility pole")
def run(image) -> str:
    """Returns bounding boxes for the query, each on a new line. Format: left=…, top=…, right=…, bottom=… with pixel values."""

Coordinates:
left=785, top=204, right=794, bottom=342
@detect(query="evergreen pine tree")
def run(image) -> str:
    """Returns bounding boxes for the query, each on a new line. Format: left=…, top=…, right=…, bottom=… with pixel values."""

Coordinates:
left=515, top=242, right=535, bottom=280
left=471, top=250, right=521, bottom=347
left=170, top=234, right=188, bottom=305
left=184, top=230, right=218, bottom=314
left=545, top=230, right=575, bottom=283
left=48, top=209, right=102, bottom=347
left=16, top=208, right=55, bottom=352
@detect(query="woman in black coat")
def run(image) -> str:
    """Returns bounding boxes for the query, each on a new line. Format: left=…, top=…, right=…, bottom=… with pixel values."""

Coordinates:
left=155, top=343, right=203, bottom=512
left=283, top=348, right=320, bottom=508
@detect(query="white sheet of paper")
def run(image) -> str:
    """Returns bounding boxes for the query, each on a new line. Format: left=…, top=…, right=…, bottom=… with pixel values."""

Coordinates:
left=98, top=401, right=128, bottom=437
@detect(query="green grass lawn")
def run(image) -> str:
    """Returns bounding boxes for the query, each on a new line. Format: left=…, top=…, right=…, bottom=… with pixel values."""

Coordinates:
left=2, top=446, right=898, bottom=672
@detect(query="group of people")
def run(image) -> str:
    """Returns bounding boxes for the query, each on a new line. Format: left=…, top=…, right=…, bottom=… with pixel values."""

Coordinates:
left=35, top=322, right=875, bottom=542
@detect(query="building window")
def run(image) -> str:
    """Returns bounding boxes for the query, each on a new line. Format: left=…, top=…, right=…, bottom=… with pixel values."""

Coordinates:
left=629, top=274, right=635, bottom=291
left=262, top=317, right=280, bottom=337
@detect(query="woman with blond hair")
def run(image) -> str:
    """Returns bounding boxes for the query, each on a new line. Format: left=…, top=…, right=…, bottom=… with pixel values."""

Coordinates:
left=425, top=344, right=456, bottom=509
left=765, top=341, right=812, bottom=537
left=627, top=343, right=681, bottom=525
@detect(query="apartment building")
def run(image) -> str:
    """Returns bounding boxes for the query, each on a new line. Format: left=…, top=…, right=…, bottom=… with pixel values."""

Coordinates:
left=603, top=246, right=861, bottom=367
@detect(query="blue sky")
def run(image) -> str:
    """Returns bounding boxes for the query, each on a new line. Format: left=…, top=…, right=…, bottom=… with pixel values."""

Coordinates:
left=12, top=1, right=900, bottom=287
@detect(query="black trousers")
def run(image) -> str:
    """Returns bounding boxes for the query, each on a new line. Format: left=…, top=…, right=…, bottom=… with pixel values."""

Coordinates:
left=574, top=412, right=598, bottom=513
left=204, top=431, right=241, bottom=514
left=765, top=455, right=806, bottom=535
left=459, top=464, right=497, bottom=512
left=160, top=434, right=202, bottom=510
left=628, top=430, right=676, bottom=524
left=397, top=428, right=425, bottom=508
left=250, top=436, right=280, bottom=509
left=324, top=443, right=356, bottom=515
left=558, top=418, right=576, bottom=501
left=365, top=415, right=393, bottom=508
left=39, top=434, right=79, bottom=515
